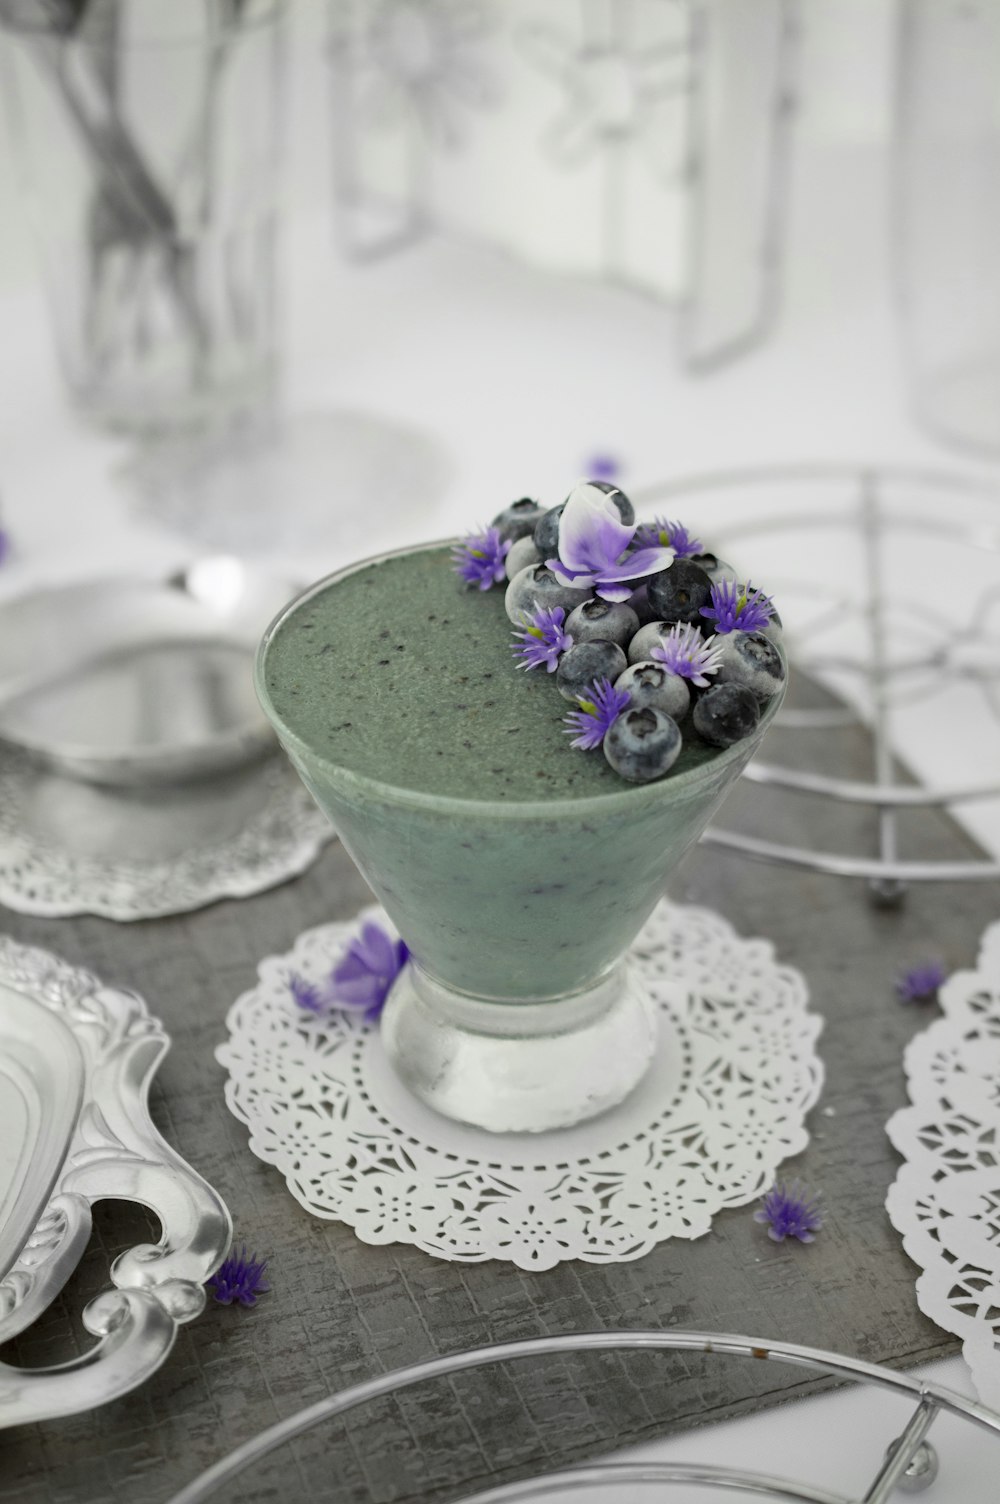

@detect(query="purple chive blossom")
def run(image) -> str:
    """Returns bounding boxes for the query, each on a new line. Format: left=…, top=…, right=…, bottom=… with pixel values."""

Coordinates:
left=546, top=482, right=674, bottom=603
left=700, top=578, right=774, bottom=635
left=511, top=605, right=574, bottom=673
left=895, top=959, right=947, bottom=1004
left=650, top=623, right=723, bottom=688
left=289, top=972, right=328, bottom=1014
left=208, top=1245, right=271, bottom=1306
left=753, top=1180, right=823, bottom=1243
left=634, top=517, right=703, bottom=559
left=329, top=920, right=410, bottom=1021
left=564, top=677, right=631, bottom=751
left=452, top=526, right=511, bottom=591
left=585, top=453, right=621, bottom=481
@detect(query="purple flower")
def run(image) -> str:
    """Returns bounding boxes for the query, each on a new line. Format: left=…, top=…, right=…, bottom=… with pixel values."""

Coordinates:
left=584, top=453, right=621, bottom=482
left=208, top=1245, right=271, bottom=1306
left=753, top=1180, right=823, bottom=1243
left=330, top=920, right=410, bottom=1021
left=634, top=517, right=703, bottom=559
left=895, top=960, right=947, bottom=1004
left=563, top=677, right=631, bottom=750
left=289, top=973, right=328, bottom=1014
left=700, top=579, right=774, bottom=635
left=650, top=623, right=722, bottom=688
left=511, top=605, right=574, bottom=673
left=546, top=482, right=674, bottom=603
left=452, top=526, right=511, bottom=591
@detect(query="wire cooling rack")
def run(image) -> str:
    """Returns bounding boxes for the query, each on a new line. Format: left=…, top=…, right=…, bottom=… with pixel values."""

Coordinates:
left=166, top=1329, right=999, bottom=1503
left=633, top=465, right=1000, bottom=894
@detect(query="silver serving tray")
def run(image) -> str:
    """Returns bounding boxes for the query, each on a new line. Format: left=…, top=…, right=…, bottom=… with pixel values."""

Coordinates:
left=0, top=936, right=231, bottom=1427
left=0, top=559, right=294, bottom=787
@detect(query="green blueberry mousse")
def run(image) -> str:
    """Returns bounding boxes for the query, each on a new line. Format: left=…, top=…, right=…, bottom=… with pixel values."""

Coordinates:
left=257, top=543, right=783, bottom=1003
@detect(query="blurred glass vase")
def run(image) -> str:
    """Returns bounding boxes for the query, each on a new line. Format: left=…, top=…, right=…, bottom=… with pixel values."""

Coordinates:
left=1, top=0, right=283, bottom=434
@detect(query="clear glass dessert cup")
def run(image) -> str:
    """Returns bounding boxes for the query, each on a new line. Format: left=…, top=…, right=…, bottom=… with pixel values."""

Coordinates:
left=255, top=545, right=785, bottom=1134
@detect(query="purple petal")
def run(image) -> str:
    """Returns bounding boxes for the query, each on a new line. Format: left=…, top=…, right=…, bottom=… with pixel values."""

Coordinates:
left=356, top=921, right=398, bottom=976
left=556, top=485, right=634, bottom=573
left=608, top=545, right=675, bottom=580
left=594, top=582, right=636, bottom=603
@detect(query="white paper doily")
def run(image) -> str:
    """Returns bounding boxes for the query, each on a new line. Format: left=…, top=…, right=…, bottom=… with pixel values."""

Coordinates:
left=886, top=920, right=1000, bottom=1408
left=219, top=900, right=824, bottom=1270
left=0, top=751, right=331, bottom=921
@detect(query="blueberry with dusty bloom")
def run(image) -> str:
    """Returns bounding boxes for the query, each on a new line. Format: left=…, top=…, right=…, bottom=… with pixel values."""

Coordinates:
left=627, top=620, right=676, bottom=664
left=895, top=959, right=947, bottom=1003
left=511, top=605, right=573, bottom=673
left=604, top=705, right=682, bottom=782
left=556, top=640, right=628, bottom=703
left=693, top=683, right=760, bottom=747
left=505, top=563, right=592, bottom=625
left=533, top=503, right=566, bottom=558
left=565, top=597, right=639, bottom=648
left=208, top=1245, right=271, bottom=1306
left=626, top=583, right=660, bottom=625
left=614, top=661, right=690, bottom=721
left=754, top=1180, right=823, bottom=1243
left=563, top=677, right=631, bottom=750
left=647, top=558, right=713, bottom=626
left=492, top=496, right=544, bottom=542
left=452, top=526, right=510, bottom=591
left=714, top=630, right=785, bottom=702
left=690, top=551, right=738, bottom=584
left=505, top=534, right=542, bottom=580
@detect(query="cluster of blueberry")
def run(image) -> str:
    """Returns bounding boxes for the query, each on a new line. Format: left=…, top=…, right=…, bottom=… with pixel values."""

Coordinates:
left=456, top=482, right=786, bottom=784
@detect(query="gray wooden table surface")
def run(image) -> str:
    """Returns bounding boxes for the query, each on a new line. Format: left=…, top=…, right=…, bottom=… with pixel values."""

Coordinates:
left=2, top=675, right=998, bottom=1504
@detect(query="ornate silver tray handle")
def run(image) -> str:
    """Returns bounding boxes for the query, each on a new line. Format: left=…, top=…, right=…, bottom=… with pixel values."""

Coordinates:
left=0, top=938, right=231, bottom=1428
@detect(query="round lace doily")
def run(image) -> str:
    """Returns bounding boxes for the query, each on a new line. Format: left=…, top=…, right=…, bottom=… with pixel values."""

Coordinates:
left=0, top=750, right=331, bottom=921
left=219, top=900, right=823, bottom=1270
left=886, top=920, right=1000, bottom=1409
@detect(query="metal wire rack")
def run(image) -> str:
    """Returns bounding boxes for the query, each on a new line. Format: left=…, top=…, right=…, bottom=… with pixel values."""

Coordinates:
left=166, top=1329, right=1000, bottom=1503
left=633, top=464, right=1000, bottom=894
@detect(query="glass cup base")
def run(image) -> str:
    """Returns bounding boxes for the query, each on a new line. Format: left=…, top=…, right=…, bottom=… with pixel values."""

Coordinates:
left=380, top=962, right=658, bottom=1134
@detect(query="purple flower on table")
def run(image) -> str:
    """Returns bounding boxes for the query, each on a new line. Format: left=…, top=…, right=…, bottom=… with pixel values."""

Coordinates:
left=208, top=1245, right=271, bottom=1307
left=650, top=623, right=723, bottom=688
left=452, top=526, right=511, bottom=590
left=753, top=1180, right=823, bottom=1243
left=895, top=959, right=947, bottom=1004
left=289, top=973, right=329, bottom=1014
left=634, top=517, right=703, bottom=559
left=511, top=605, right=574, bottom=673
left=563, top=677, right=631, bottom=750
left=700, top=578, right=774, bottom=635
left=330, top=921, right=410, bottom=1021
left=546, top=481, right=674, bottom=603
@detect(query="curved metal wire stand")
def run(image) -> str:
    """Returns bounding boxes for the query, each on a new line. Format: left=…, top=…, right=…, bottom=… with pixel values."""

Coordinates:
left=166, top=1328, right=1000, bottom=1504
left=633, top=464, right=1000, bottom=892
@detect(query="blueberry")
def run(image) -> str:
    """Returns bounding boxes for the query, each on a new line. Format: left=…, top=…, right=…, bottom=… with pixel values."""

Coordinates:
left=505, top=534, right=541, bottom=581
left=627, top=583, right=660, bottom=626
left=714, top=630, right=786, bottom=702
left=615, top=661, right=690, bottom=721
left=604, top=706, right=682, bottom=783
left=505, top=564, right=593, bottom=624
left=587, top=480, right=635, bottom=526
left=647, top=559, right=713, bottom=624
left=565, top=598, right=639, bottom=648
left=692, top=683, right=760, bottom=747
left=626, top=620, right=685, bottom=665
left=555, top=641, right=628, bottom=703
left=690, top=551, right=738, bottom=584
left=492, top=497, right=544, bottom=543
left=533, top=504, right=565, bottom=558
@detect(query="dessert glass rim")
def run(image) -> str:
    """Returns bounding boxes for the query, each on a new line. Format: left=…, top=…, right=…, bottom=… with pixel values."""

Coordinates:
left=254, top=537, right=786, bottom=820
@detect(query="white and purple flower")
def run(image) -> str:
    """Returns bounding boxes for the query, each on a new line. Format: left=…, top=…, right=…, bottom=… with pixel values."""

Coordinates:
left=563, top=677, right=631, bottom=750
left=650, top=622, right=723, bottom=688
left=511, top=605, right=574, bottom=673
left=289, top=920, right=410, bottom=1023
left=452, top=526, right=511, bottom=590
left=634, top=516, right=703, bottom=559
left=546, top=482, right=674, bottom=603
left=700, top=579, right=774, bottom=635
